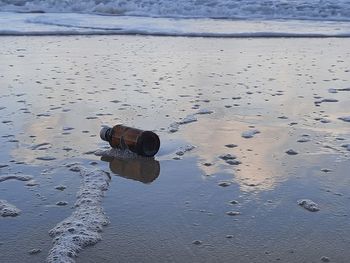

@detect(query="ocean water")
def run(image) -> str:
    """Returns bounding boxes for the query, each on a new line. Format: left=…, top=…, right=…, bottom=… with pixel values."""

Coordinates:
left=1, top=0, right=350, bottom=21
left=0, top=0, right=350, bottom=36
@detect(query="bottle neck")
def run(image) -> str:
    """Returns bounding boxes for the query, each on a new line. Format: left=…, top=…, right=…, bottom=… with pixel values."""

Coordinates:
left=100, top=127, right=112, bottom=142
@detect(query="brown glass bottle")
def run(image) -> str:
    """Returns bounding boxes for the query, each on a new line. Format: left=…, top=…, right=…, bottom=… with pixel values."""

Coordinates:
left=100, top=125, right=160, bottom=157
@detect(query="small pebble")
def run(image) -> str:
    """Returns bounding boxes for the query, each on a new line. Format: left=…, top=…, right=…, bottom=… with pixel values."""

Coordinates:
left=36, top=156, right=56, bottom=161
left=226, top=211, right=241, bottom=216
left=55, top=185, right=66, bottom=191
left=320, top=118, right=331, bottom=123
left=321, top=256, right=330, bottom=262
left=25, top=180, right=38, bottom=186
left=62, top=147, right=73, bottom=151
left=192, top=240, right=202, bottom=245
left=225, top=144, right=238, bottom=148
left=286, top=149, right=298, bottom=155
left=56, top=201, right=68, bottom=206
left=175, top=151, right=184, bottom=156
left=226, top=160, right=241, bottom=165
left=218, top=181, right=231, bottom=187
left=219, top=154, right=237, bottom=160
left=28, top=249, right=41, bottom=255
left=297, top=138, right=310, bottom=143
left=69, top=166, right=81, bottom=172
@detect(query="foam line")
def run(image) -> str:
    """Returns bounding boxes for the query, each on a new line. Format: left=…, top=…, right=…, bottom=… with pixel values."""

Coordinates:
left=47, top=166, right=110, bottom=263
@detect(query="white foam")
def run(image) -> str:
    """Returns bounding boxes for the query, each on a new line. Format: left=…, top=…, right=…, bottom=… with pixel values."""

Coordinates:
left=0, top=174, right=33, bottom=182
left=168, top=114, right=197, bottom=133
left=168, top=122, right=180, bottom=133
left=47, top=166, right=110, bottom=263
left=0, top=199, right=21, bottom=217
left=178, top=114, right=197, bottom=125
left=297, top=199, right=320, bottom=212
left=55, top=185, right=67, bottom=191
left=175, top=144, right=195, bottom=156
left=219, top=154, right=237, bottom=160
left=2, top=12, right=350, bottom=37
left=25, top=180, right=39, bottom=186
left=241, top=129, right=260, bottom=139
left=94, top=148, right=138, bottom=159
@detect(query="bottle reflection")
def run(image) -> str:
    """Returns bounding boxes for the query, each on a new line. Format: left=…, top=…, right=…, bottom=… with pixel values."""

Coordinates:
left=101, top=156, right=160, bottom=184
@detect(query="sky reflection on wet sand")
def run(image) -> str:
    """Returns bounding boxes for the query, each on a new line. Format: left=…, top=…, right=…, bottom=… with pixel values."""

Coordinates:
left=0, top=36, right=350, bottom=263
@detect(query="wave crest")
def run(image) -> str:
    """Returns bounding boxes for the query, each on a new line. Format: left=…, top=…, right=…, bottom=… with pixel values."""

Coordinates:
left=1, top=0, right=350, bottom=22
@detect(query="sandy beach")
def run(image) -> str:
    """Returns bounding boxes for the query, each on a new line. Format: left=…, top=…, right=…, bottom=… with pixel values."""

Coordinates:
left=1, top=36, right=350, bottom=262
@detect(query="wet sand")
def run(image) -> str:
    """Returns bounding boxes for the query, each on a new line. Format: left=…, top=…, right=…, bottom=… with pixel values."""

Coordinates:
left=0, top=36, right=350, bottom=263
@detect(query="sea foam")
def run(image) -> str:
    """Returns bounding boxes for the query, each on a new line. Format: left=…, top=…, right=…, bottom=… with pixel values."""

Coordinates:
left=0, top=174, right=33, bottom=182
left=1, top=12, right=350, bottom=37
left=47, top=166, right=110, bottom=263
left=1, top=0, right=350, bottom=22
left=0, top=199, right=21, bottom=217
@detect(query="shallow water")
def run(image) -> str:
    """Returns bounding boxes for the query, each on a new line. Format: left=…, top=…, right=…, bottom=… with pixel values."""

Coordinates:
left=0, top=36, right=350, bottom=262
left=2, top=12, right=350, bottom=37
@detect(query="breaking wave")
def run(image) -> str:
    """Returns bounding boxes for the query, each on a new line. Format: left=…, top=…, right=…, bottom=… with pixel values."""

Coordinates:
left=1, top=0, right=350, bottom=22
